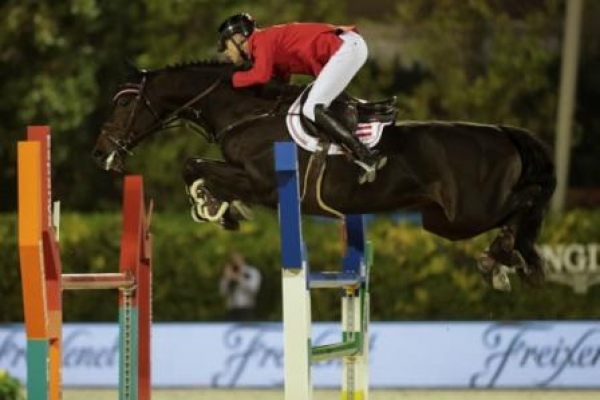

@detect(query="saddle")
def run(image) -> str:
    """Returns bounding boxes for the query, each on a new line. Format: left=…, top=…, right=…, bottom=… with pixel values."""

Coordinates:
left=286, top=89, right=397, bottom=218
left=298, top=89, right=397, bottom=137
left=250, top=79, right=397, bottom=136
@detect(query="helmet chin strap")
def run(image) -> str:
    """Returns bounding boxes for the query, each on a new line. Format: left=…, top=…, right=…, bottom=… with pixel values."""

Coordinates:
left=232, top=37, right=251, bottom=63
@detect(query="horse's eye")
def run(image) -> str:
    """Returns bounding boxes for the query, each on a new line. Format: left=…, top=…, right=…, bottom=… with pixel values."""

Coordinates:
left=117, top=97, right=131, bottom=107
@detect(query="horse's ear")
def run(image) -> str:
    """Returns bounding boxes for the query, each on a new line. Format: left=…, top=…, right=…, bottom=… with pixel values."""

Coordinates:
left=124, top=58, right=143, bottom=82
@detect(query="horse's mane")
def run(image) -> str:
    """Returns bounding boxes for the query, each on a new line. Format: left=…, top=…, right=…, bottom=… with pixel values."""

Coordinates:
left=153, top=59, right=231, bottom=74
left=143, top=59, right=307, bottom=99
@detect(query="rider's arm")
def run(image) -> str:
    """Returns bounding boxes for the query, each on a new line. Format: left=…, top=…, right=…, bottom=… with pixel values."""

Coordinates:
left=232, top=34, right=275, bottom=87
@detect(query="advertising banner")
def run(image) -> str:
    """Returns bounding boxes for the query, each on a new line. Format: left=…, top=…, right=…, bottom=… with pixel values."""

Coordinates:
left=1, top=321, right=599, bottom=388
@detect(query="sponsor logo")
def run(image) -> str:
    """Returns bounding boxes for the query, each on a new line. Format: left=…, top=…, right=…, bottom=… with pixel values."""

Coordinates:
left=471, top=323, right=600, bottom=387
left=211, top=324, right=375, bottom=387
left=539, top=243, right=600, bottom=294
left=0, top=327, right=119, bottom=371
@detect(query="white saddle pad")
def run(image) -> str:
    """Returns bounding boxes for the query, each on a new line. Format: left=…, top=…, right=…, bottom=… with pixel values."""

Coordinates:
left=285, top=93, right=391, bottom=155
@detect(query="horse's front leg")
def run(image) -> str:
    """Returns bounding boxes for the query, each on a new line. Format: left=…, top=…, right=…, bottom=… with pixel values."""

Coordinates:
left=182, top=158, right=260, bottom=229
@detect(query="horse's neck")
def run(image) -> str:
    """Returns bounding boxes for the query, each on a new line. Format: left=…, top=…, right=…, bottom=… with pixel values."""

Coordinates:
left=214, top=85, right=287, bottom=114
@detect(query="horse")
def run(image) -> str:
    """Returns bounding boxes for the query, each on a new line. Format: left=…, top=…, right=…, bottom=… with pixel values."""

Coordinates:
left=93, top=60, right=556, bottom=291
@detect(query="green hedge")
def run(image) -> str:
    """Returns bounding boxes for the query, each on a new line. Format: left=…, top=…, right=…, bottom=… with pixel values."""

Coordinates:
left=0, top=369, right=23, bottom=400
left=2, top=209, right=600, bottom=322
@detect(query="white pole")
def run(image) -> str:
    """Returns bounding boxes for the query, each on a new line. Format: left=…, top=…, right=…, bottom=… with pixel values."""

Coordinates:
left=551, top=0, right=584, bottom=214
left=283, top=265, right=313, bottom=400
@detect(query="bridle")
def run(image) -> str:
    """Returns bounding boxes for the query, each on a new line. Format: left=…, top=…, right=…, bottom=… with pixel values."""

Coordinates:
left=100, top=68, right=285, bottom=171
left=104, top=74, right=222, bottom=157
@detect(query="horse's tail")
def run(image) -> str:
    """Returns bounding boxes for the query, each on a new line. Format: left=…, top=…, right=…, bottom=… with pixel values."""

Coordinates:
left=502, top=126, right=556, bottom=202
left=501, top=126, right=556, bottom=286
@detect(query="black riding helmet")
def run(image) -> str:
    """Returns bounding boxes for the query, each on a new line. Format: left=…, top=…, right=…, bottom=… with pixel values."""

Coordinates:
left=217, top=13, right=256, bottom=52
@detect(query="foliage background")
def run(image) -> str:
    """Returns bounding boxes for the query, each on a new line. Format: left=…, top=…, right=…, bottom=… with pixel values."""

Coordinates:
left=2, top=209, right=600, bottom=322
left=1, top=0, right=600, bottom=212
left=1, top=0, right=600, bottom=322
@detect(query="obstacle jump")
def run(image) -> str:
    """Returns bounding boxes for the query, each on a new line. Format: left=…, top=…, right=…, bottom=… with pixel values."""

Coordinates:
left=17, top=126, right=152, bottom=400
left=275, top=141, right=371, bottom=400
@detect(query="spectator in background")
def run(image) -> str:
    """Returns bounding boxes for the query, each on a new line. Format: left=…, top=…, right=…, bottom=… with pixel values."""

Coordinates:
left=219, top=253, right=262, bottom=321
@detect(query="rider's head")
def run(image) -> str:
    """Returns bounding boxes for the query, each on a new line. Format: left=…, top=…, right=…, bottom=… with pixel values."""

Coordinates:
left=217, top=13, right=256, bottom=65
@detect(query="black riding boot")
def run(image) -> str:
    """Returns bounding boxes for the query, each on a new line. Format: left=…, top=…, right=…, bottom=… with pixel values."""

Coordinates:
left=314, top=104, right=387, bottom=183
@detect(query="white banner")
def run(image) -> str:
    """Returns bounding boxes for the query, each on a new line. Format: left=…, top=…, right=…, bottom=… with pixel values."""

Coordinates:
left=1, top=321, right=599, bottom=388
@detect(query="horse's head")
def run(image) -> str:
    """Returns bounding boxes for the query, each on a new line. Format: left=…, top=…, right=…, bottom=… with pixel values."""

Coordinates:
left=93, top=61, right=228, bottom=172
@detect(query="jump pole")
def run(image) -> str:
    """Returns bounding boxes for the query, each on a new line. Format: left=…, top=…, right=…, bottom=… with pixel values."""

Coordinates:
left=17, top=126, right=152, bottom=400
left=275, top=141, right=371, bottom=400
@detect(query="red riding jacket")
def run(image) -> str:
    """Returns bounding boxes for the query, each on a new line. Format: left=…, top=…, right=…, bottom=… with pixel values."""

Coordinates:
left=232, top=22, right=357, bottom=87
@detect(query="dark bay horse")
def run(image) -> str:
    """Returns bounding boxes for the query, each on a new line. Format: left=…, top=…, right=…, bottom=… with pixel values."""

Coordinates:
left=93, top=61, right=556, bottom=290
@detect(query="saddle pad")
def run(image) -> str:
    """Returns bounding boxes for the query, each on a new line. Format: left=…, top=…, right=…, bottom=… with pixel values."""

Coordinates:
left=285, top=93, right=391, bottom=155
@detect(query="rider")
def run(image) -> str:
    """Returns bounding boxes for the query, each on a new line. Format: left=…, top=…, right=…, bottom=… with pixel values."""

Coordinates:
left=217, top=13, right=387, bottom=183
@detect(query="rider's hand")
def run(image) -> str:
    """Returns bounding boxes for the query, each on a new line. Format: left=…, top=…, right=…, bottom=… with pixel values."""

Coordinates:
left=221, top=64, right=236, bottom=85
left=221, top=62, right=252, bottom=86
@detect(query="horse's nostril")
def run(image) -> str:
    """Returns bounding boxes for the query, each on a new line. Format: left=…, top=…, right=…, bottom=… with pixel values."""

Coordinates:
left=93, top=149, right=105, bottom=160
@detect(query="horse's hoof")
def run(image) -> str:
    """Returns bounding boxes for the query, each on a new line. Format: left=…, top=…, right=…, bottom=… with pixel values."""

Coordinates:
left=221, top=214, right=240, bottom=231
left=230, top=200, right=253, bottom=221
left=478, top=253, right=511, bottom=291
left=219, top=201, right=251, bottom=231
left=492, top=265, right=512, bottom=292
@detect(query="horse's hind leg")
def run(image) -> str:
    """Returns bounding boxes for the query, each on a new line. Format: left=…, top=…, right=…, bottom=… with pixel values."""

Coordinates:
left=512, top=204, right=548, bottom=287
left=479, top=181, right=552, bottom=291
left=499, top=186, right=549, bottom=288
left=478, top=226, right=528, bottom=291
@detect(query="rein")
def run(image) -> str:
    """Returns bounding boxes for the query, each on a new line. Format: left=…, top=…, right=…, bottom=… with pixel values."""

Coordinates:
left=108, top=77, right=223, bottom=152
left=106, top=71, right=290, bottom=155
left=213, top=87, right=288, bottom=138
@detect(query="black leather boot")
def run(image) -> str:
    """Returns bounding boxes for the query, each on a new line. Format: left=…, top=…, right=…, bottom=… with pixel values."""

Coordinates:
left=314, top=104, right=387, bottom=183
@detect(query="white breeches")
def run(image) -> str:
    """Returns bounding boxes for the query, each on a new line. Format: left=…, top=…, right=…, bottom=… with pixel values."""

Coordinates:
left=302, top=31, right=368, bottom=121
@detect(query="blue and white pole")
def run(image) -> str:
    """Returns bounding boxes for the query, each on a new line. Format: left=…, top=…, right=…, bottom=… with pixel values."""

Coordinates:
left=275, top=142, right=370, bottom=400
